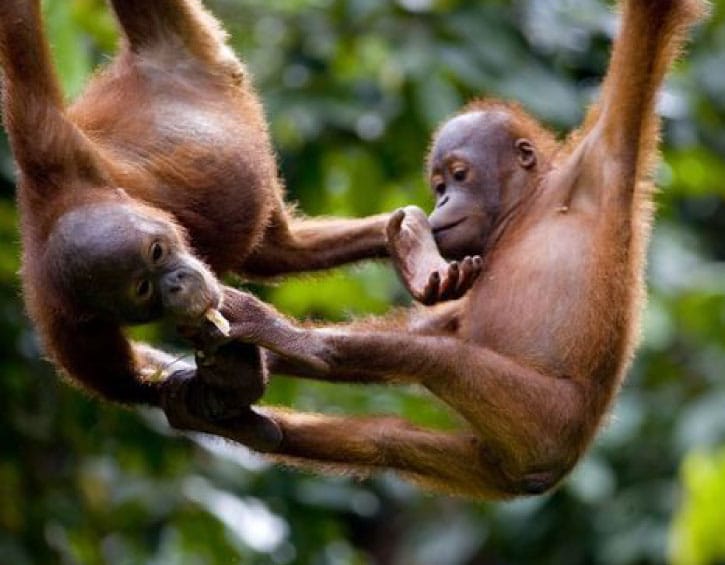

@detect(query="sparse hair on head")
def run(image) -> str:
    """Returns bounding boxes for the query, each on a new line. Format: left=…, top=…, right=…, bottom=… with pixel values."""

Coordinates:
left=428, top=98, right=560, bottom=168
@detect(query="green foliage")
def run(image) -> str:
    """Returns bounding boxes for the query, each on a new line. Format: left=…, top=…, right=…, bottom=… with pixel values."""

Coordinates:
left=670, top=449, right=725, bottom=565
left=1, top=0, right=725, bottom=564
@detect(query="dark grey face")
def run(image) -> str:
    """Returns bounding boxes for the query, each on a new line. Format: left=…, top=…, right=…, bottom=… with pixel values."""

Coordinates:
left=48, top=202, right=220, bottom=325
left=427, top=111, right=536, bottom=260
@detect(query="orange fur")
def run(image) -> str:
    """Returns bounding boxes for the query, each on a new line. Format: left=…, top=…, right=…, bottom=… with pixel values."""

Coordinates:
left=0, top=0, right=392, bottom=404
left=188, top=0, right=708, bottom=499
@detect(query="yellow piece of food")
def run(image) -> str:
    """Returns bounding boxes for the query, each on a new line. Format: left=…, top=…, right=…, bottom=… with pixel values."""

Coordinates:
left=204, top=308, right=231, bottom=337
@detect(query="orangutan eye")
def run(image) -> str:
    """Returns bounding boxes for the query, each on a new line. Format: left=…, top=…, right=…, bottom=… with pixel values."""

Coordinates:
left=149, top=241, right=165, bottom=264
left=452, top=167, right=468, bottom=182
left=135, top=279, right=153, bottom=299
left=432, top=176, right=446, bottom=196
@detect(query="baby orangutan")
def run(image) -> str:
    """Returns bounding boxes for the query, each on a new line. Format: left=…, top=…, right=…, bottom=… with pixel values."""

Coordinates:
left=163, top=0, right=707, bottom=498
left=0, top=0, right=480, bottom=445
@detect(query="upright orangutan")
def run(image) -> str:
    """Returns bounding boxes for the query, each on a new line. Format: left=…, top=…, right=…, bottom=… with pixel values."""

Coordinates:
left=163, top=0, right=707, bottom=498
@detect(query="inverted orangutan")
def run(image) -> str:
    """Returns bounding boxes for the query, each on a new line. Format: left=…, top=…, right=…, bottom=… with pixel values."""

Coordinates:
left=0, top=0, right=480, bottom=447
left=163, top=0, right=707, bottom=498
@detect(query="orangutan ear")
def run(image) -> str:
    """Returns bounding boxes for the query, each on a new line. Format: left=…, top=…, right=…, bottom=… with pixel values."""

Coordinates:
left=515, top=138, right=537, bottom=169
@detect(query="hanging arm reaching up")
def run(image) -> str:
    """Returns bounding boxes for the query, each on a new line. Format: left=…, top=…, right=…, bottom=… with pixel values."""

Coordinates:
left=556, top=0, right=707, bottom=211
left=0, top=0, right=108, bottom=187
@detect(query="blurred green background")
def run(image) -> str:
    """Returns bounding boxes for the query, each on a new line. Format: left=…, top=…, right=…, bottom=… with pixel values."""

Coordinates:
left=2, top=0, right=725, bottom=563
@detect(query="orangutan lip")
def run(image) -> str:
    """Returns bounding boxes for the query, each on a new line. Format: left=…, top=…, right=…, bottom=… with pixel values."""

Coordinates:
left=433, top=217, right=466, bottom=235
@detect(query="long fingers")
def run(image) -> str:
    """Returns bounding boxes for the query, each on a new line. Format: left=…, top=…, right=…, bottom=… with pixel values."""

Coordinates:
left=421, top=256, right=483, bottom=305
left=421, top=271, right=441, bottom=305
left=161, top=369, right=284, bottom=453
left=456, top=256, right=482, bottom=296
left=439, top=261, right=460, bottom=301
